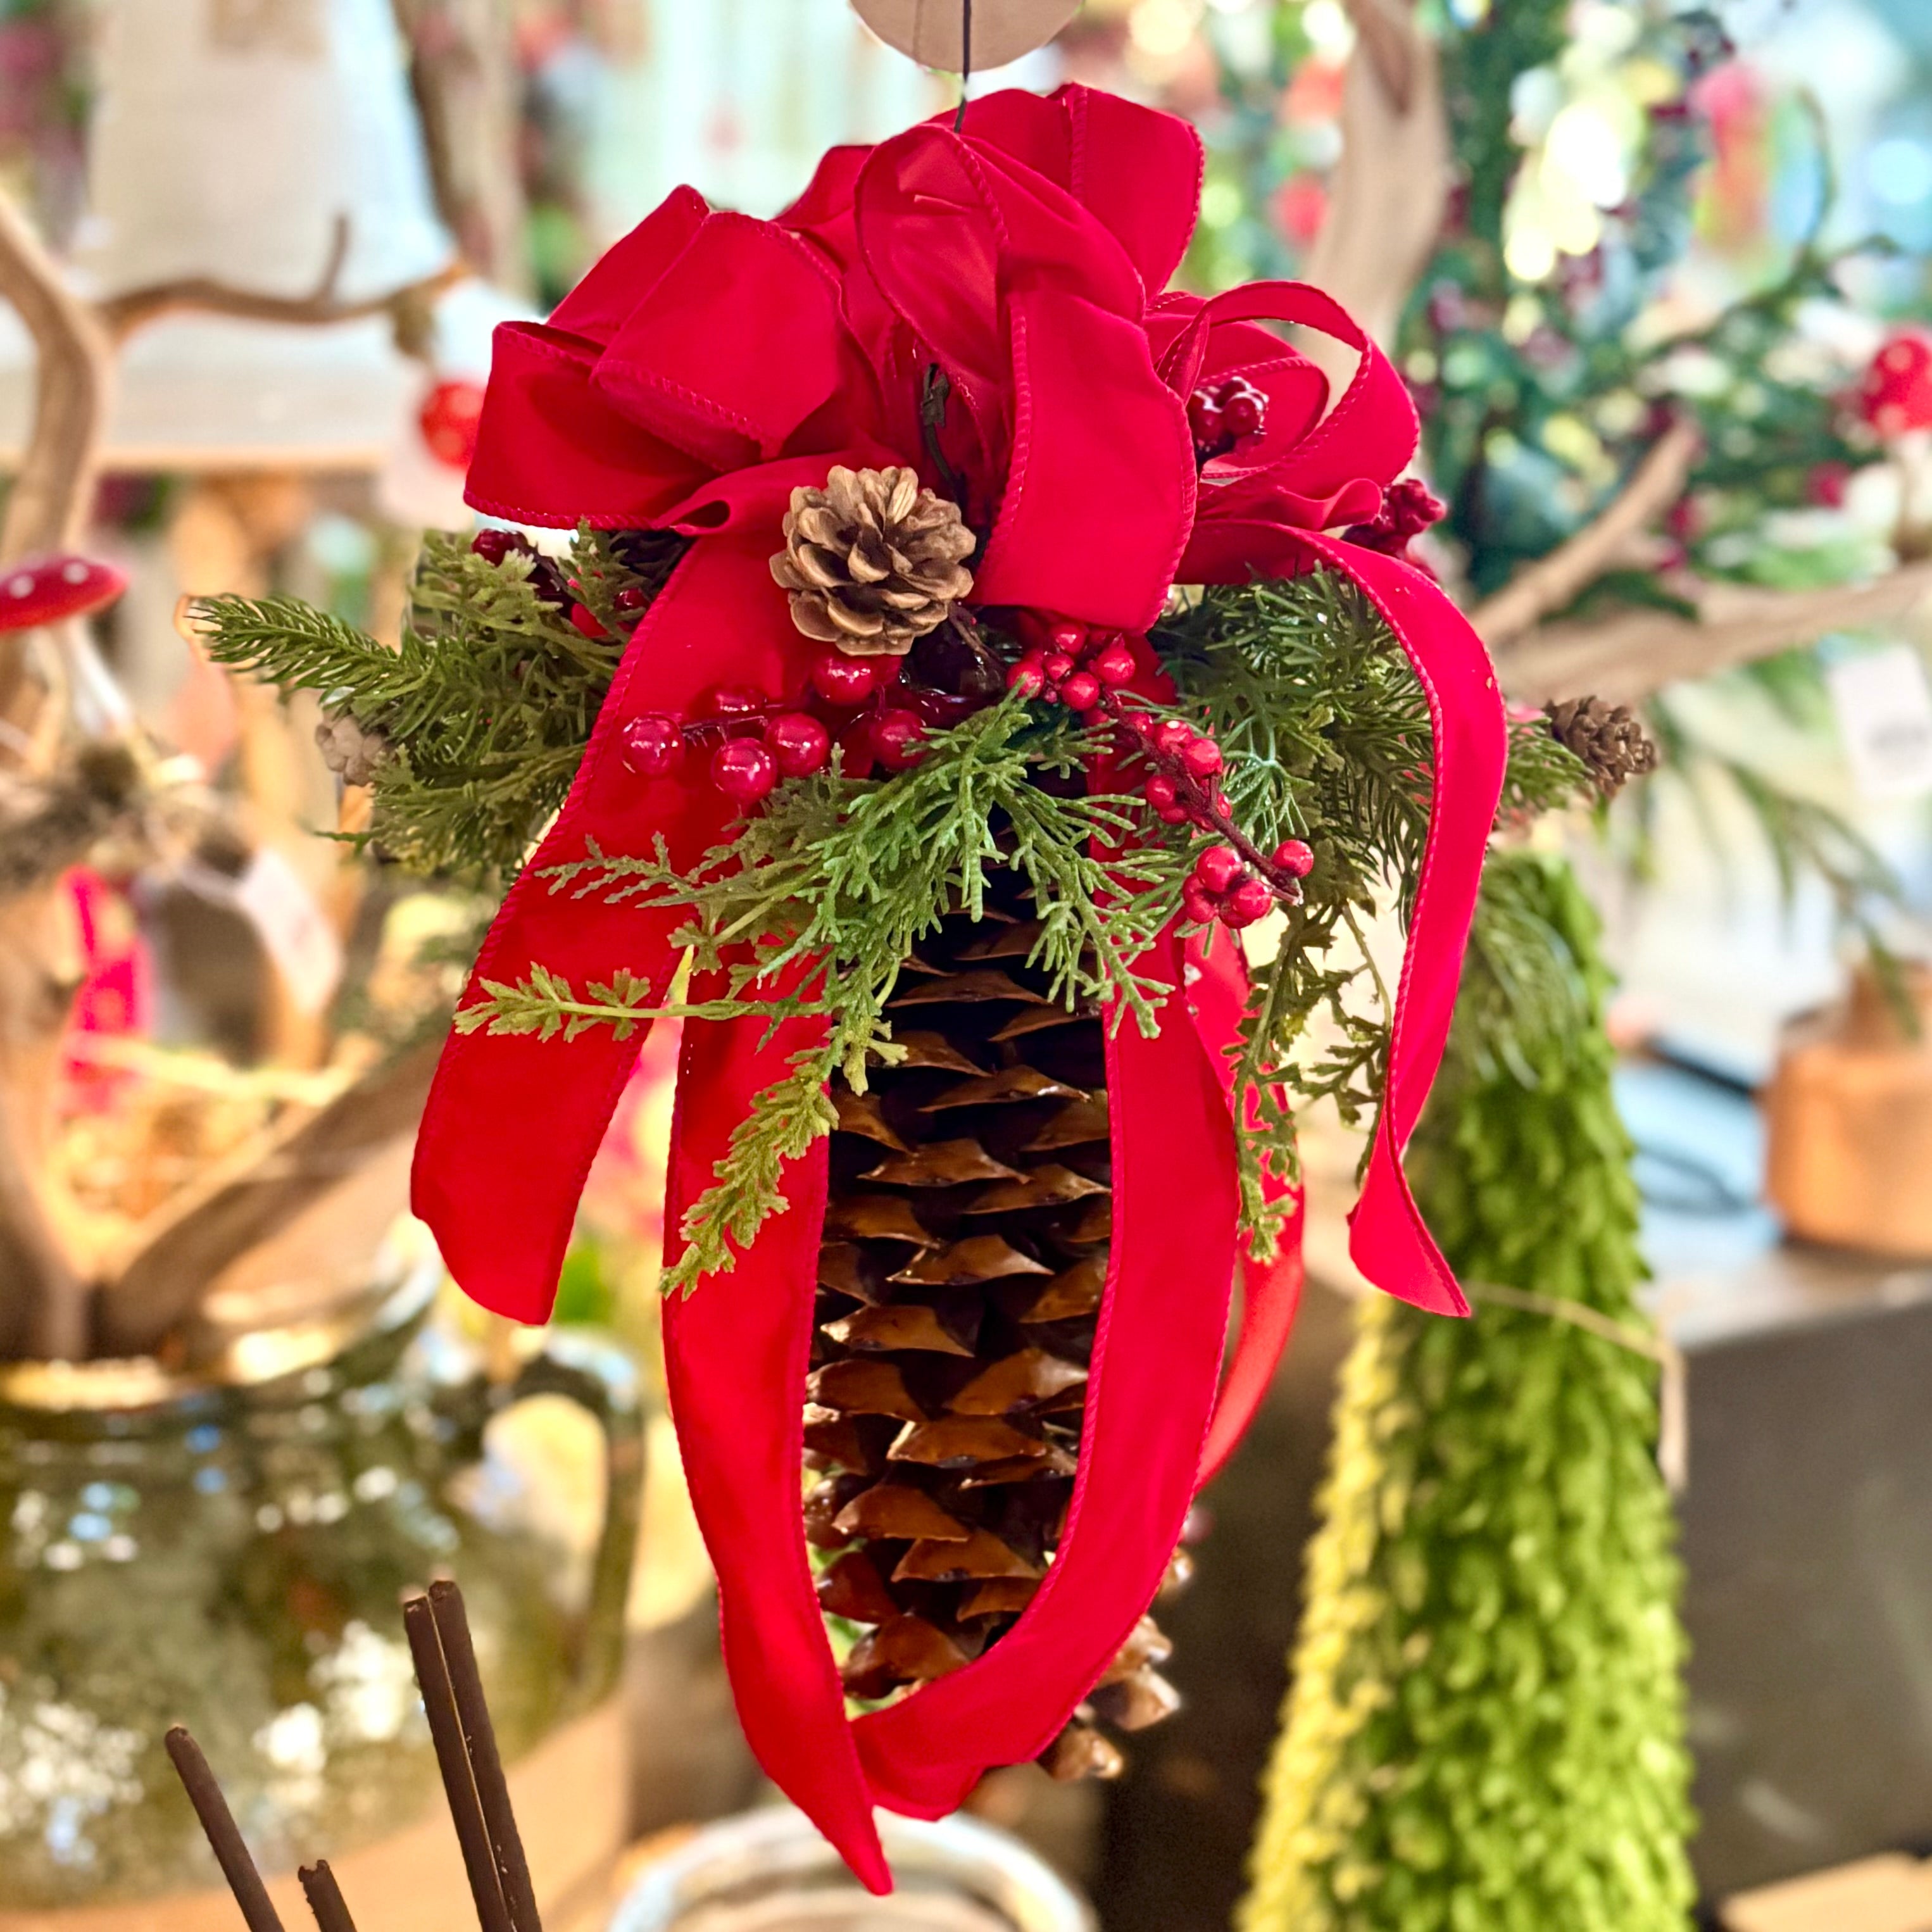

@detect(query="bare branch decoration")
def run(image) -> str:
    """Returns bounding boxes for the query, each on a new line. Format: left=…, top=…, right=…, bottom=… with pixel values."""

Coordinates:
left=1493, top=562, right=1932, bottom=708
left=1472, top=420, right=1703, bottom=653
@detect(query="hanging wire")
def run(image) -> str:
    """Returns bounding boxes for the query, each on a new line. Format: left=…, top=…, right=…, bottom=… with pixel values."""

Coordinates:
left=955, top=0, right=973, bottom=131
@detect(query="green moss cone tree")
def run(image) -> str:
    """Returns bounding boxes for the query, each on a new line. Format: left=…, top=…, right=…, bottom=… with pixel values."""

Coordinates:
left=1239, top=850, right=1695, bottom=1932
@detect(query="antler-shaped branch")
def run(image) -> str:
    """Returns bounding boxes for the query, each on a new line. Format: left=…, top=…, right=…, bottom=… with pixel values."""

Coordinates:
left=1494, top=561, right=1932, bottom=706
left=1472, top=420, right=1703, bottom=652
left=1302, top=0, right=1449, bottom=353
left=96, top=214, right=465, bottom=342
left=0, top=196, right=113, bottom=570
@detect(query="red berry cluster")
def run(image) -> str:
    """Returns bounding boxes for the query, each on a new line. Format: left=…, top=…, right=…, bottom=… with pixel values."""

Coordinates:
left=1341, top=477, right=1447, bottom=568
left=1003, top=615, right=1138, bottom=713
left=1000, top=609, right=1319, bottom=924
left=1188, top=377, right=1268, bottom=463
left=1181, top=839, right=1314, bottom=932
left=618, top=649, right=934, bottom=810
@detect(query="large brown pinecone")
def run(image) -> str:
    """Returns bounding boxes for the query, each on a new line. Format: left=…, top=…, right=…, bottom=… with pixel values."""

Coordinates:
left=771, top=465, right=975, bottom=657
left=804, top=865, right=1186, bottom=1782
left=1546, top=694, right=1659, bottom=796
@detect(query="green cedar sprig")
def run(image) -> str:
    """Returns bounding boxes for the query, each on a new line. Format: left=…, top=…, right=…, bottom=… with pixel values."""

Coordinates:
left=1147, top=575, right=1593, bottom=1250
left=458, top=694, right=1192, bottom=1293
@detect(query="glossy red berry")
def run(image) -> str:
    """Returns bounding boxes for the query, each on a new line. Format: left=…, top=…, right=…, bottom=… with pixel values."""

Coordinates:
left=1193, top=846, right=1243, bottom=895
left=1047, top=619, right=1089, bottom=656
left=1157, top=801, right=1191, bottom=825
left=871, top=708, right=927, bottom=771
left=712, top=737, right=776, bottom=805
left=1222, top=392, right=1265, bottom=440
left=1188, top=395, right=1225, bottom=444
left=1182, top=882, right=1219, bottom=925
left=711, top=684, right=765, bottom=718
left=1007, top=657, right=1048, bottom=698
left=1181, top=736, right=1224, bottom=779
left=471, top=527, right=522, bottom=565
left=767, top=712, right=831, bottom=777
left=620, top=713, right=684, bottom=778
left=1043, top=653, right=1076, bottom=683
left=1093, top=643, right=1138, bottom=687
left=1059, top=671, right=1101, bottom=712
left=615, top=584, right=649, bottom=613
left=570, top=601, right=612, bottom=641
left=1272, top=838, right=1315, bottom=879
left=1153, top=718, right=1192, bottom=755
left=810, top=649, right=881, bottom=707
left=1145, top=774, right=1179, bottom=810
left=1223, top=877, right=1276, bottom=928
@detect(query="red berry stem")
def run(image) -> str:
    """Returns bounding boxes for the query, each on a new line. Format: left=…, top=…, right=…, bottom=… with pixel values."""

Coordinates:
left=1103, top=695, right=1310, bottom=905
left=1002, top=612, right=1316, bottom=931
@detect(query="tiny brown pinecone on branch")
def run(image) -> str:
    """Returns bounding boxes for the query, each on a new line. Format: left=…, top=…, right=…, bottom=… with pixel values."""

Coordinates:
left=771, top=465, right=975, bottom=656
left=1546, top=695, right=1659, bottom=796
left=315, top=712, right=389, bottom=787
left=804, top=863, right=1188, bottom=1782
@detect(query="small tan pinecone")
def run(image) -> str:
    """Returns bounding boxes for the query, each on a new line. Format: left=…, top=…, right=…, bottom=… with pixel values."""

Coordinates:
left=1546, top=695, right=1659, bottom=796
left=315, top=712, right=389, bottom=787
left=805, top=862, right=1188, bottom=1781
left=771, top=465, right=974, bottom=656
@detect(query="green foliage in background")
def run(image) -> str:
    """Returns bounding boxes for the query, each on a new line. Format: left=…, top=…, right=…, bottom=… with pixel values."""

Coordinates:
left=1240, top=849, right=1694, bottom=1932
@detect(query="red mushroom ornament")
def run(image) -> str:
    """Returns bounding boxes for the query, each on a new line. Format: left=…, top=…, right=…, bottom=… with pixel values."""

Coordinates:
left=0, top=555, right=129, bottom=632
left=1860, top=330, right=1932, bottom=441
left=1859, top=330, right=1932, bottom=560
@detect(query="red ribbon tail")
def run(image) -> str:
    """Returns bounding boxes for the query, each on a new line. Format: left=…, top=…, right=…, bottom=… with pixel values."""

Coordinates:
left=411, top=535, right=813, bottom=1324
left=1301, top=536, right=1506, bottom=1319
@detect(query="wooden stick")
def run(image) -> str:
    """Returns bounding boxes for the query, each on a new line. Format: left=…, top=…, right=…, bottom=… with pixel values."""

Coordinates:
left=1472, top=420, right=1703, bottom=652
left=298, top=1862, right=361, bottom=1932
left=164, top=1728, right=288, bottom=1932
left=0, top=190, right=113, bottom=570
left=403, top=1592, right=517, bottom=1932
left=429, top=1580, right=543, bottom=1932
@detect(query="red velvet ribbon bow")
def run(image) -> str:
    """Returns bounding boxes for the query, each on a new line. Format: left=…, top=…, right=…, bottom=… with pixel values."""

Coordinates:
left=415, top=85, right=1504, bottom=1890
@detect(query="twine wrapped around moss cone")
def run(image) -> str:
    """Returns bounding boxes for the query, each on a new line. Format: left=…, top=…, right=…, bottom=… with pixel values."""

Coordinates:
left=770, top=464, right=975, bottom=655
left=1240, top=851, right=1694, bottom=1932
left=1546, top=694, right=1659, bottom=796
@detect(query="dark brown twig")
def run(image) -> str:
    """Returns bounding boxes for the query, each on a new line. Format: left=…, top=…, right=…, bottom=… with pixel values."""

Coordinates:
left=298, top=1862, right=360, bottom=1932
left=165, top=1727, right=288, bottom=1932
left=403, top=1591, right=517, bottom=1932
left=429, top=1580, right=543, bottom=1932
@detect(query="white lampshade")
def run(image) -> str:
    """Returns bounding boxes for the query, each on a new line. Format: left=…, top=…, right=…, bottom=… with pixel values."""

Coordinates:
left=77, top=0, right=451, bottom=302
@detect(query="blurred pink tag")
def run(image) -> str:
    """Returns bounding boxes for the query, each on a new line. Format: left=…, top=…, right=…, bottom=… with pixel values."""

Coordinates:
left=852, top=0, right=1079, bottom=68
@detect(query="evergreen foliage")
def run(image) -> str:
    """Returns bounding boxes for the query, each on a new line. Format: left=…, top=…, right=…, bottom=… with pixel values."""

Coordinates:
left=187, top=527, right=677, bottom=883
left=191, top=534, right=1600, bottom=1296
left=1240, top=850, right=1695, bottom=1932
left=423, top=555, right=1594, bottom=1288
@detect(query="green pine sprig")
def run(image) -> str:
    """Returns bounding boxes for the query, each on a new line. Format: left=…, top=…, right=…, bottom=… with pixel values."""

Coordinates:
left=458, top=693, right=1193, bottom=1292
left=187, top=525, right=662, bottom=883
